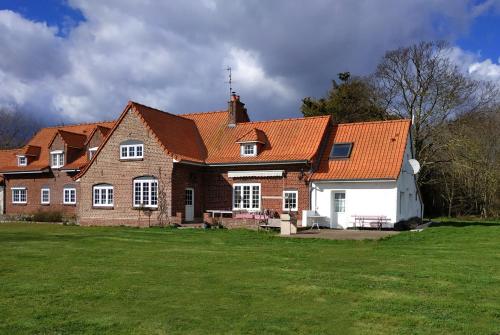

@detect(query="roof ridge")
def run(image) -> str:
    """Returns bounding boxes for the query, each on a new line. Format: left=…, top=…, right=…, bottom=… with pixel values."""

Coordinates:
left=240, top=115, right=331, bottom=126
left=42, top=120, right=115, bottom=130
left=180, top=110, right=227, bottom=116
left=335, top=119, right=410, bottom=127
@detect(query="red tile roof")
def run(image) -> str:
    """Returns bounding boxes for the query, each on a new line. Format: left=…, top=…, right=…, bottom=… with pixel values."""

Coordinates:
left=236, top=128, right=267, bottom=144
left=311, top=119, right=411, bottom=180
left=0, top=121, right=115, bottom=173
left=0, top=149, right=17, bottom=182
left=183, top=111, right=331, bottom=164
left=51, top=129, right=87, bottom=149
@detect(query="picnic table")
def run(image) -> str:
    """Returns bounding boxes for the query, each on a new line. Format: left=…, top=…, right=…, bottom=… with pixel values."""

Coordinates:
left=352, top=215, right=390, bottom=230
left=206, top=210, right=233, bottom=225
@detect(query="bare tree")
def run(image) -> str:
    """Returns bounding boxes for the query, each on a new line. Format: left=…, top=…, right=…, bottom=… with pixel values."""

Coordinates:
left=373, top=41, right=499, bottom=182
left=0, top=108, right=41, bottom=149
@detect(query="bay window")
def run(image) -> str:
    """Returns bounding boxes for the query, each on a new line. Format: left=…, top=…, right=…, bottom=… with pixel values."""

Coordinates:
left=233, top=183, right=260, bottom=211
left=133, top=177, right=158, bottom=208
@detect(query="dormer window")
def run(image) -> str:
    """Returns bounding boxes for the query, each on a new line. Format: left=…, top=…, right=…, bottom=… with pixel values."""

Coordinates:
left=51, top=150, right=65, bottom=168
left=17, top=156, right=27, bottom=166
left=329, top=143, right=353, bottom=159
left=241, top=143, right=257, bottom=157
left=120, top=140, right=144, bottom=160
left=89, top=147, right=98, bottom=160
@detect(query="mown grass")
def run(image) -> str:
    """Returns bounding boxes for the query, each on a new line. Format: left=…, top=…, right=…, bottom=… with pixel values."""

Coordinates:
left=0, top=223, right=499, bottom=334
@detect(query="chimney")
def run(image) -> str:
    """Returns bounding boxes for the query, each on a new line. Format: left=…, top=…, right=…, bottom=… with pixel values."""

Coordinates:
left=228, top=93, right=249, bottom=127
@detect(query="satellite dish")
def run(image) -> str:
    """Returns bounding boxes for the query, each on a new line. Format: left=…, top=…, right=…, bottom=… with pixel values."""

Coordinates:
left=408, top=159, right=421, bottom=175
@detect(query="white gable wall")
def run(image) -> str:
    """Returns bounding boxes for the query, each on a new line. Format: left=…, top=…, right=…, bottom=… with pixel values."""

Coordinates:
left=309, top=180, right=398, bottom=228
left=395, top=135, right=423, bottom=221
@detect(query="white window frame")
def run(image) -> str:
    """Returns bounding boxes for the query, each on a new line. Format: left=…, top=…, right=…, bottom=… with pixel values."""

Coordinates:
left=333, top=191, right=346, bottom=213
left=88, top=147, right=98, bottom=160
left=233, top=183, right=261, bottom=211
left=41, top=188, right=50, bottom=205
left=63, top=187, right=76, bottom=205
left=283, top=190, right=298, bottom=212
left=120, top=144, right=144, bottom=160
left=240, top=143, right=257, bottom=157
left=12, top=187, right=27, bottom=204
left=51, top=150, right=65, bottom=168
left=133, top=178, right=158, bottom=208
left=17, top=156, right=27, bottom=166
left=93, top=185, right=114, bottom=207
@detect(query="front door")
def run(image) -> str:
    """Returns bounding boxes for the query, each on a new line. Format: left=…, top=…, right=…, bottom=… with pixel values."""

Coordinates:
left=330, top=191, right=346, bottom=228
left=185, top=188, right=194, bottom=222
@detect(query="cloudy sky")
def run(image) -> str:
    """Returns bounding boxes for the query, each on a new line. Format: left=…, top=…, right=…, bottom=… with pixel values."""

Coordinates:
left=1, top=0, right=500, bottom=124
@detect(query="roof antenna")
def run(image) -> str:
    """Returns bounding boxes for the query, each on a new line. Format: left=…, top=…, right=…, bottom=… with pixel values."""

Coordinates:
left=226, top=66, right=233, bottom=99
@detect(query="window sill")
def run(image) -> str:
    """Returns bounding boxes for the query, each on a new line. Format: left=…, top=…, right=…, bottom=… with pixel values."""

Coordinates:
left=92, top=206, right=114, bottom=210
left=119, top=158, right=144, bottom=162
left=132, top=207, right=158, bottom=211
left=63, top=203, right=77, bottom=207
left=41, top=203, right=50, bottom=206
left=12, top=203, right=27, bottom=206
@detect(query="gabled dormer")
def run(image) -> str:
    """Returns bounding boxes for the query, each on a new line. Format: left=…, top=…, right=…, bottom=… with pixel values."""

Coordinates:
left=16, top=145, right=41, bottom=167
left=48, top=130, right=86, bottom=169
left=236, top=128, right=267, bottom=157
left=85, top=125, right=111, bottom=161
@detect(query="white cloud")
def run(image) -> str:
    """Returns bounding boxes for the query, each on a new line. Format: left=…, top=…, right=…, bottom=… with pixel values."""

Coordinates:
left=0, top=1, right=498, bottom=123
left=446, top=47, right=500, bottom=81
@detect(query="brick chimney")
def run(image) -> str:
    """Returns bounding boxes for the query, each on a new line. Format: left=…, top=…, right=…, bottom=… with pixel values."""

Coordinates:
left=228, top=93, right=249, bottom=127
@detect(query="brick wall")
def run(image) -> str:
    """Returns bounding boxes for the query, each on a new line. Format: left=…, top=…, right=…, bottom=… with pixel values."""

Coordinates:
left=87, top=130, right=104, bottom=159
left=4, top=170, right=79, bottom=216
left=171, top=164, right=205, bottom=221
left=201, top=164, right=310, bottom=220
left=78, top=109, right=174, bottom=227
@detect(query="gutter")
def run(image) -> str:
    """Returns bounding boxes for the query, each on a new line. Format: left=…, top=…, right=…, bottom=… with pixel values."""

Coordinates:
left=0, top=169, right=50, bottom=175
left=310, top=178, right=397, bottom=183
left=174, top=159, right=311, bottom=167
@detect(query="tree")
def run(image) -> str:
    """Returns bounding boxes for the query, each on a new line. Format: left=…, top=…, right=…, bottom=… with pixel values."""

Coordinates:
left=0, top=108, right=41, bottom=149
left=301, top=72, right=388, bottom=123
left=372, top=41, right=498, bottom=182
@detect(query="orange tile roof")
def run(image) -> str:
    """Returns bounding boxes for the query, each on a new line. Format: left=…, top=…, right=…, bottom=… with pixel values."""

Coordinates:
left=0, top=121, right=115, bottom=173
left=311, top=119, right=411, bottom=180
left=183, top=112, right=331, bottom=164
left=52, top=129, right=88, bottom=149
left=0, top=149, right=17, bottom=182
left=21, top=145, right=41, bottom=156
left=236, top=128, right=267, bottom=144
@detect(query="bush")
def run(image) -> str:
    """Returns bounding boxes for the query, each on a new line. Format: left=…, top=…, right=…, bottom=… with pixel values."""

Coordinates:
left=32, top=211, right=63, bottom=223
left=394, top=217, right=422, bottom=231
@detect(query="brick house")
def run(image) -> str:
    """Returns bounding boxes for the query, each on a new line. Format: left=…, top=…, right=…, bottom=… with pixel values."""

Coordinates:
left=75, top=96, right=331, bottom=226
left=0, top=122, right=114, bottom=217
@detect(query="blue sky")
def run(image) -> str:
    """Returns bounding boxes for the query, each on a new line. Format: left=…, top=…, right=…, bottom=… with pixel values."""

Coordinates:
left=0, top=0, right=499, bottom=123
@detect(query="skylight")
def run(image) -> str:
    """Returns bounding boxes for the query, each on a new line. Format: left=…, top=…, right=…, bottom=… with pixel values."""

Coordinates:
left=329, top=143, right=353, bottom=159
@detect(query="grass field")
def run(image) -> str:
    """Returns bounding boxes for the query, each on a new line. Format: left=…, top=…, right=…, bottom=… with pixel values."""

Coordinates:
left=0, top=222, right=499, bottom=334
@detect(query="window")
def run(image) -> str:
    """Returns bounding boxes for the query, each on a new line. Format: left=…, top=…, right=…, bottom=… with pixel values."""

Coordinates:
left=185, top=189, right=193, bottom=206
left=12, top=187, right=27, bottom=204
left=283, top=190, right=298, bottom=211
left=63, top=187, right=76, bottom=204
left=133, top=178, right=158, bottom=208
left=120, top=143, right=144, bottom=159
left=18, top=156, right=27, bottom=166
left=240, top=143, right=257, bottom=157
left=89, top=147, right=98, bottom=160
left=51, top=151, right=65, bottom=168
left=333, top=192, right=345, bottom=213
left=233, top=183, right=260, bottom=211
left=93, top=185, right=113, bottom=207
left=41, top=188, right=50, bottom=204
left=330, top=143, right=353, bottom=159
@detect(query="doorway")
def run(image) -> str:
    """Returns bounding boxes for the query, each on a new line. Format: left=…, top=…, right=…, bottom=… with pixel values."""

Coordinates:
left=185, top=188, right=194, bottom=222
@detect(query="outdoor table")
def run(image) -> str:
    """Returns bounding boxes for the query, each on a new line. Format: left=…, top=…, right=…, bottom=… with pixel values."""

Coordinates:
left=308, top=215, right=325, bottom=230
left=206, top=210, right=233, bottom=225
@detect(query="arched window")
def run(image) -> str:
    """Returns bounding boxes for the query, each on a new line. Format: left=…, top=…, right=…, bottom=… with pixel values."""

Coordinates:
left=133, top=176, right=158, bottom=208
left=93, top=184, right=114, bottom=207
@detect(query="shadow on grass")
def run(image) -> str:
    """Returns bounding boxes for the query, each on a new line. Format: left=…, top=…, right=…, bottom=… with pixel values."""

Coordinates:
left=429, top=220, right=500, bottom=228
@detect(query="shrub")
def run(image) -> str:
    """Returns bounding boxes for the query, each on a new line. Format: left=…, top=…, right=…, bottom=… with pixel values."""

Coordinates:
left=394, top=217, right=422, bottom=231
left=32, top=211, right=63, bottom=223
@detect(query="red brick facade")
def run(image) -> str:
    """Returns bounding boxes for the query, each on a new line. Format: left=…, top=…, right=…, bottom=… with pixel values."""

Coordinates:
left=4, top=171, right=79, bottom=216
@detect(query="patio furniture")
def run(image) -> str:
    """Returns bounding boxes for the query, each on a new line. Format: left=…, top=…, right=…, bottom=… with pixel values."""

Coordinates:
left=206, top=209, right=233, bottom=225
left=352, top=215, right=390, bottom=230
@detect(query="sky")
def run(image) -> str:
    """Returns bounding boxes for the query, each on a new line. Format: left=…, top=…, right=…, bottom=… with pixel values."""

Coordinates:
left=0, top=0, right=499, bottom=124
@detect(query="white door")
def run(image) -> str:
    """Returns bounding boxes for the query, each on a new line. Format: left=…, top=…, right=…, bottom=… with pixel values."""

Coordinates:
left=331, top=191, right=346, bottom=228
left=185, top=188, right=194, bottom=222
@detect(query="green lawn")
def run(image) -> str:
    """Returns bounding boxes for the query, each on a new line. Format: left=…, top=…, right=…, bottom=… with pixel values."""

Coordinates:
left=0, top=223, right=499, bottom=334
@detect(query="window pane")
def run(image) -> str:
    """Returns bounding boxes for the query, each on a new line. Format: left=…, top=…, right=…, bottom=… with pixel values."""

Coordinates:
left=136, top=145, right=143, bottom=157
left=252, top=186, right=259, bottom=209
left=108, top=189, right=113, bottom=205
left=330, top=143, right=352, bottom=159
left=151, top=182, right=158, bottom=206
left=334, top=192, right=345, bottom=212
left=121, top=146, right=127, bottom=157
left=94, top=188, right=99, bottom=205
left=129, top=146, right=135, bottom=157
left=242, top=186, right=250, bottom=208
left=233, top=186, right=241, bottom=209
left=143, top=182, right=149, bottom=206
left=134, top=183, right=141, bottom=206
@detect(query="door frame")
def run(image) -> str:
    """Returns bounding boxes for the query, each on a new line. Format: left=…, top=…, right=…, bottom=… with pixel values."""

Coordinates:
left=185, top=187, right=194, bottom=222
left=330, top=190, right=346, bottom=229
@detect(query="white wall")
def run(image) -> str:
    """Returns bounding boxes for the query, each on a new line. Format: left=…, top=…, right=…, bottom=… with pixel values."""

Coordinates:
left=396, top=137, right=423, bottom=221
left=0, top=185, right=4, bottom=215
left=310, top=180, right=398, bottom=229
